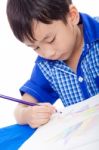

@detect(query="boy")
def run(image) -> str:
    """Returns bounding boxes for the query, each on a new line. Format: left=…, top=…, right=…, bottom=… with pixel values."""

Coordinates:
left=7, top=0, right=99, bottom=129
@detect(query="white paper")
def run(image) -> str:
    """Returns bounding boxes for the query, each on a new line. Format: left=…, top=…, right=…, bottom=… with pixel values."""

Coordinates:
left=19, top=94, right=99, bottom=150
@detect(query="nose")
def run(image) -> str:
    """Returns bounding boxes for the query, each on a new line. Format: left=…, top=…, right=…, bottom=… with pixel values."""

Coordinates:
left=45, top=50, right=56, bottom=59
left=39, top=45, right=56, bottom=59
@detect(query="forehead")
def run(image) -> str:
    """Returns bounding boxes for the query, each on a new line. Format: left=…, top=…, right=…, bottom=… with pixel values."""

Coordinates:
left=24, top=21, right=55, bottom=46
left=24, top=20, right=66, bottom=46
left=32, top=20, right=63, bottom=40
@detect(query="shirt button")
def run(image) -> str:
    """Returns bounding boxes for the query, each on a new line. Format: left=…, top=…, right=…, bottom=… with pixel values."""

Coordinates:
left=78, top=76, right=83, bottom=82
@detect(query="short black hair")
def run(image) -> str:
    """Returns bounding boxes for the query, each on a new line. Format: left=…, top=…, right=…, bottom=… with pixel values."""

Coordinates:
left=7, top=0, right=72, bottom=42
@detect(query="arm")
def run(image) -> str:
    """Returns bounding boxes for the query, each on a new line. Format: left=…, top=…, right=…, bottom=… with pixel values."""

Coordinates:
left=14, top=63, right=59, bottom=128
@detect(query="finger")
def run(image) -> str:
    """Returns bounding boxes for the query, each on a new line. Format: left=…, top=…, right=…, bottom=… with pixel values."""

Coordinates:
left=39, top=102, right=56, bottom=110
left=32, top=112, right=52, bottom=119
left=30, top=118, right=50, bottom=127
left=33, top=105, right=55, bottom=113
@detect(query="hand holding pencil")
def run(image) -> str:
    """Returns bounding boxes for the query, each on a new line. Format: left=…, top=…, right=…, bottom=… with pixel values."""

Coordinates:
left=21, top=102, right=56, bottom=128
left=0, top=93, right=56, bottom=128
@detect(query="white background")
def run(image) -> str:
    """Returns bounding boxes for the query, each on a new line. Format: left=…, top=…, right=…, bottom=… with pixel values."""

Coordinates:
left=0, top=0, right=98, bottom=127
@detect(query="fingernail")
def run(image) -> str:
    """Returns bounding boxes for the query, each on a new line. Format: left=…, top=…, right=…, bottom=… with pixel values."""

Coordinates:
left=55, top=109, right=62, bottom=114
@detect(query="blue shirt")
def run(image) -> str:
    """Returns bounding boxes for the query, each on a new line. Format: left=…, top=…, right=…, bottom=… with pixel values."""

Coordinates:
left=20, top=13, right=99, bottom=107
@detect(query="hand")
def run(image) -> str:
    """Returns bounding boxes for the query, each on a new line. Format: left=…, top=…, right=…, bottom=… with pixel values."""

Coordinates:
left=24, top=103, right=56, bottom=128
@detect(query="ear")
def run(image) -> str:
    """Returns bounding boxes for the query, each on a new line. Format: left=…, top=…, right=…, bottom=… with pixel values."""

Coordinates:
left=68, top=5, right=80, bottom=26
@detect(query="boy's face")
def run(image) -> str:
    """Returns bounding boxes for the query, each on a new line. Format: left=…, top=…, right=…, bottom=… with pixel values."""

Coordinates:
left=25, top=6, right=81, bottom=61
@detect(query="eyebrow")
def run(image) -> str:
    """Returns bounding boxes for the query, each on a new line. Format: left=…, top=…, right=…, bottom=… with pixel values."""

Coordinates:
left=42, top=33, right=52, bottom=42
left=27, top=33, right=53, bottom=47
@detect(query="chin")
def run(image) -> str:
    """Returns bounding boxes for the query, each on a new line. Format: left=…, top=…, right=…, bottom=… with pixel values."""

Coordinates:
left=58, top=55, right=69, bottom=61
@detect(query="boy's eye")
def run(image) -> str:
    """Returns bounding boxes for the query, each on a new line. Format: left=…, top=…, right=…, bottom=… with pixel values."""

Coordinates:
left=47, top=36, right=55, bottom=44
left=34, top=46, right=40, bottom=51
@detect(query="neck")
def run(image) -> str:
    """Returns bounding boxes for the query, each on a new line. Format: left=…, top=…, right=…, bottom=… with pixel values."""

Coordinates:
left=66, top=24, right=84, bottom=73
left=74, top=24, right=84, bottom=52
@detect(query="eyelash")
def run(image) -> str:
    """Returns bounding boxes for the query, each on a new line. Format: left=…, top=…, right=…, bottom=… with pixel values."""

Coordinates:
left=48, top=37, right=55, bottom=44
left=34, top=36, right=56, bottom=51
left=34, top=46, right=39, bottom=51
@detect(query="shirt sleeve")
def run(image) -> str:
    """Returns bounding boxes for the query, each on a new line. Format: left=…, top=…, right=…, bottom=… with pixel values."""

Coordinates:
left=19, top=64, right=59, bottom=104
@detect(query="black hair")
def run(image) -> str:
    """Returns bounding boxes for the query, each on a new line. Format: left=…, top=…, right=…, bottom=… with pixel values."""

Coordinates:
left=7, top=0, right=72, bottom=42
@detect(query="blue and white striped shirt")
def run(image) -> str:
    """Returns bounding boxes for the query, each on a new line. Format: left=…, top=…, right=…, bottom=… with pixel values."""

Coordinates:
left=20, top=13, right=99, bottom=107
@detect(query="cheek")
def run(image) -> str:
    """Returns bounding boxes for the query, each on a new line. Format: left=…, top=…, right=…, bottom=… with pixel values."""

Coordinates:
left=56, top=29, right=74, bottom=50
left=56, top=36, right=74, bottom=52
left=64, top=33, right=76, bottom=52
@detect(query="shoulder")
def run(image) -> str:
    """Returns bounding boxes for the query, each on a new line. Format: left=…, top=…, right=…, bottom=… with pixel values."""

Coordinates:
left=93, top=16, right=99, bottom=22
